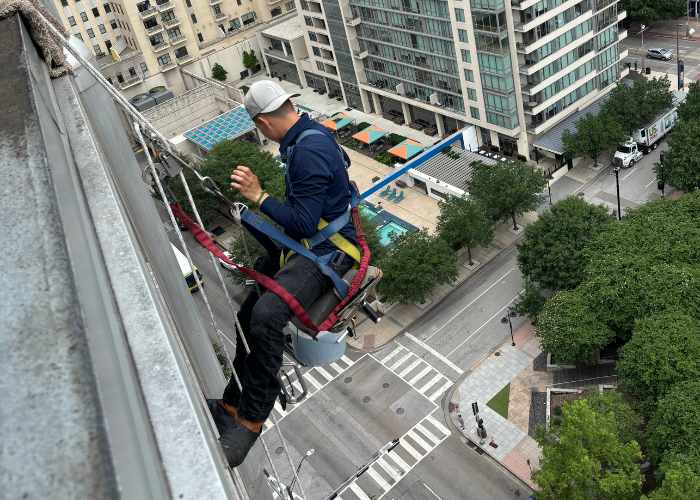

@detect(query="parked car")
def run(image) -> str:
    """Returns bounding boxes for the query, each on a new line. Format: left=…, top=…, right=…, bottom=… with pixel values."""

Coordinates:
left=647, top=48, right=673, bottom=60
left=219, top=250, right=242, bottom=271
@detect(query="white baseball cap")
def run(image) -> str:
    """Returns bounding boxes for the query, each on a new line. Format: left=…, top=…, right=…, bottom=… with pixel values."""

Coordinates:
left=244, top=80, right=300, bottom=119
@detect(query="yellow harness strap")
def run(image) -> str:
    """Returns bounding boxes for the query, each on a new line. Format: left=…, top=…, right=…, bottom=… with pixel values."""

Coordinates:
left=280, top=218, right=362, bottom=269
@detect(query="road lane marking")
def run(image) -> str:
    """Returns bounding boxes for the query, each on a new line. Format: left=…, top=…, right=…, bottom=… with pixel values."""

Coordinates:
left=427, top=380, right=453, bottom=402
left=405, top=333, right=464, bottom=374
left=424, top=267, right=517, bottom=341
left=376, top=457, right=402, bottom=482
left=418, top=373, right=445, bottom=395
left=349, top=483, right=372, bottom=500
left=399, top=359, right=423, bottom=377
left=423, top=482, right=444, bottom=500
left=446, top=291, right=523, bottom=357
left=645, top=179, right=657, bottom=188
left=408, top=366, right=433, bottom=385
left=622, top=167, right=637, bottom=180
left=389, top=353, right=413, bottom=371
left=381, top=345, right=406, bottom=364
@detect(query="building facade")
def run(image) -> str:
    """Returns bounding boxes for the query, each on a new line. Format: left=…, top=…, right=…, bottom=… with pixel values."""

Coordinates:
left=257, top=0, right=628, bottom=156
left=53, top=0, right=299, bottom=96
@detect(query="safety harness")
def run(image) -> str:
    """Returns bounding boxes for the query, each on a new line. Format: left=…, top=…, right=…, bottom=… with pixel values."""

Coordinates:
left=172, top=127, right=381, bottom=336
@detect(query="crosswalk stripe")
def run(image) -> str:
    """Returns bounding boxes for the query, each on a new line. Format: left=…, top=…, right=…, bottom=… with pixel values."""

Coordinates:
left=274, top=401, right=288, bottom=417
left=315, top=366, right=333, bottom=382
left=349, top=482, right=371, bottom=500
left=407, top=365, right=432, bottom=385
left=305, top=373, right=323, bottom=391
left=376, top=457, right=402, bottom=482
left=389, top=353, right=412, bottom=371
left=380, top=345, right=405, bottom=365
left=415, top=423, right=440, bottom=445
left=406, top=429, right=433, bottom=452
left=341, top=355, right=353, bottom=366
left=417, top=373, right=444, bottom=395
left=399, top=439, right=424, bottom=461
left=427, top=379, right=453, bottom=401
left=385, top=450, right=411, bottom=472
left=399, top=358, right=422, bottom=377
left=366, top=467, right=390, bottom=491
left=425, top=414, right=451, bottom=436
left=328, top=362, right=342, bottom=374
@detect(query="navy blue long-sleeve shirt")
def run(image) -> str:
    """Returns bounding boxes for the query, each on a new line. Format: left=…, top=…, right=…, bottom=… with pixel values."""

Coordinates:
left=259, top=114, right=357, bottom=257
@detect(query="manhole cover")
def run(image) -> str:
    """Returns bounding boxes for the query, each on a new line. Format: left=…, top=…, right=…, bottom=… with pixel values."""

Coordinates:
left=494, top=352, right=501, bottom=357
left=476, top=448, right=484, bottom=455
left=362, top=396, right=371, bottom=403
left=344, top=377, right=353, bottom=384
left=396, top=408, right=405, bottom=415
left=275, top=447, right=283, bottom=455
left=383, top=383, right=390, bottom=388
left=468, top=378, right=475, bottom=383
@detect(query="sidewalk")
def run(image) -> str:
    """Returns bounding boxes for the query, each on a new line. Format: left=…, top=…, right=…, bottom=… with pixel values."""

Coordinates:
left=628, top=18, right=700, bottom=42
left=448, top=323, right=553, bottom=490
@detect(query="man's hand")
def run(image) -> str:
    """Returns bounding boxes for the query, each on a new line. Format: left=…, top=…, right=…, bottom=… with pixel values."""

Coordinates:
left=231, top=166, right=268, bottom=204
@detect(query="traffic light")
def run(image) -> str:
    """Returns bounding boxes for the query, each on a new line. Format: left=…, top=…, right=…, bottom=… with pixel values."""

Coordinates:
left=678, top=60, right=685, bottom=90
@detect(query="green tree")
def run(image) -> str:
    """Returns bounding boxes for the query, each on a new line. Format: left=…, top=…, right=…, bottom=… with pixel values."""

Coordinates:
left=642, top=462, right=700, bottom=500
left=676, top=80, right=700, bottom=123
left=516, top=196, right=615, bottom=291
left=465, top=159, right=547, bottom=230
left=376, top=229, right=458, bottom=305
left=602, top=83, right=642, bottom=135
left=533, top=399, right=643, bottom=500
left=603, top=77, right=674, bottom=135
left=582, top=390, right=644, bottom=444
left=647, top=380, right=700, bottom=479
left=242, top=50, right=259, bottom=73
left=436, top=196, right=493, bottom=265
left=535, top=289, right=615, bottom=365
left=562, top=111, right=626, bottom=166
left=359, top=210, right=387, bottom=267
left=211, top=62, right=228, bottom=81
left=652, top=120, right=700, bottom=193
left=512, top=278, right=547, bottom=323
left=619, top=0, right=687, bottom=25
left=617, top=311, right=700, bottom=414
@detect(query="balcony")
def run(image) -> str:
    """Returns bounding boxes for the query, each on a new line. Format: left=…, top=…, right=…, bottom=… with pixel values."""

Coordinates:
left=151, top=41, right=170, bottom=52
left=345, top=16, right=360, bottom=26
left=138, top=7, right=157, bottom=19
left=325, top=65, right=337, bottom=75
left=146, top=23, right=164, bottom=35
left=353, top=50, right=368, bottom=60
left=209, top=0, right=223, bottom=4
left=322, top=53, right=334, bottom=60
left=169, top=34, right=187, bottom=45
left=163, top=17, right=181, bottom=28
left=264, top=47, right=294, bottom=61
left=176, top=53, right=194, bottom=65
left=118, top=75, right=143, bottom=90
left=159, top=61, right=177, bottom=71
left=213, top=11, right=229, bottom=20
left=156, top=1, right=174, bottom=12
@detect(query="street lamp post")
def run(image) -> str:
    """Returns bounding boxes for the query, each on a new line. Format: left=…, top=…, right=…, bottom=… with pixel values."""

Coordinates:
left=613, top=167, right=621, bottom=220
left=640, top=24, right=647, bottom=72
left=287, top=449, right=314, bottom=498
left=677, top=24, right=685, bottom=90
left=546, top=173, right=553, bottom=205
left=660, top=152, right=665, bottom=198
left=501, top=308, right=517, bottom=346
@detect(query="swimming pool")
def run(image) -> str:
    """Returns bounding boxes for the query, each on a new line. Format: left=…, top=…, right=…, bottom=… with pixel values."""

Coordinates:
left=360, top=206, right=378, bottom=218
left=379, top=222, right=407, bottom=245
left=295, top=104, right=313, bottom=113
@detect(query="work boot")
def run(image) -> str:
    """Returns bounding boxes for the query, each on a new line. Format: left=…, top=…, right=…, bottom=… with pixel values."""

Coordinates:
left=218, top=415, right=264, bottom=468
left=206, top=399, right=238, bottom=435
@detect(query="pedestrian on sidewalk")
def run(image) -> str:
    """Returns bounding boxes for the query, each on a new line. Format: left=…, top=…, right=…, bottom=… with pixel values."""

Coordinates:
left=458, top=414, right=465, bottom=430
left=635, top=60, right=638, bottom=71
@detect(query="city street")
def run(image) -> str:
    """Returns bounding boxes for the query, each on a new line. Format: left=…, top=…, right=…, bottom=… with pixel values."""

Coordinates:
left=622, top=30, right=700, bottom=79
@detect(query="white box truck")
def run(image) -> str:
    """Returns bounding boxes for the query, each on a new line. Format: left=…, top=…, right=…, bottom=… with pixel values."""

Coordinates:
left=613, top=91, right=687, bottom=167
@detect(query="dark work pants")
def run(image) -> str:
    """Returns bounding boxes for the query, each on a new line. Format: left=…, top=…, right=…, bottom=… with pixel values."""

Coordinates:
left=222, top=247, right=353, bottom=423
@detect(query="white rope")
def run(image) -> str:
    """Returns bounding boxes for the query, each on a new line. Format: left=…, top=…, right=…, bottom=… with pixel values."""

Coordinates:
left=38, top=14, right=309, bottom=498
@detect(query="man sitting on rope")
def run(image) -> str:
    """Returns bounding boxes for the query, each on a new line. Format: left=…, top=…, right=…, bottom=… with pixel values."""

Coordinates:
left=207, top=81, right=358, bottom=467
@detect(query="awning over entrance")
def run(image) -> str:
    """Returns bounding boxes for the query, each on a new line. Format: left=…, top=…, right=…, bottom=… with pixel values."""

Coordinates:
left=353, top=124, right=388, bottom=144
left=387, top=139, right=426, bottom=160
left=320, top=112, right=355, bottom=131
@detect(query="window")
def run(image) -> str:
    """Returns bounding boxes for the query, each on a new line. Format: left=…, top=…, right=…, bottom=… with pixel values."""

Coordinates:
left=458, top=29, right=468, bottom=43
left=305, top=16, right=313, bottom=26
left=98, top=24, right=106, bottom=33
left=103, top=3, right=111, bottom=13
left=308, top=31, right=317, bottom=41
left=237, top=0, right=242, bottom=4
left=86, top=28, right=95, bottom=38
left=197, top=32, right=203, bottom=42
left=167, top=27, right=181, bottom=38
left=191, top=14, right=197, bottom=23
left=118, top=20, right=123, bottom=29
left=116, top=71, right=124, bottom=83
left=74, top=32, right=83, bottom=41
left=105, top=40, right=111, bottom=50
left=110, top=21, right=117, bottom=29
left=80, top=12, right=88, bottom=21
left=470, top=106, right=480, bottom=119
left=454, top=8, right=465, bottom=23
left=241, top=12, right=256, bottom=24
left=312, top=46, right=321, bottom=56
left=60, top=0, right=68, bottom=6
left=140, top=62, right=149, bottom=74
left=174, top=46, right=188, bottom=59
left=92, top=7, right=100, bottom=17
left=461, top=49, right=471, bottom=63
left=128, top=66, right=136, bottom=77
left=464, top=68, right=474, bottom=82
left=185, top=0, right=191, bottom=6
left=229, top=18, right=241, bottom=30
left=93, top=44, right=102, bottom=55
left=212, top=4, right=221, bottom=15
left=161, top=11, right=176, bottom=21
left=150, top=33, right=164, bottom=45
left=285, top=0, right=295, bottom=10
left=218, top=24, right=224, bottom=32
left=157, top=53, right=172, bottom=66
left=270, top=6, right=282, bottom=17
left=68, top=16, right=76, bottom=26
left=316, top=61, right=325, bottom=71
left=467, top=88, right=477, bottom=101
left=301, top=0, right=308, bottom=9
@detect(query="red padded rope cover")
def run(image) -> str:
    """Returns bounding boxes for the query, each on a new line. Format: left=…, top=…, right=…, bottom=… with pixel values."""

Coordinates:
left=170, top=203, right=370, bottom=332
